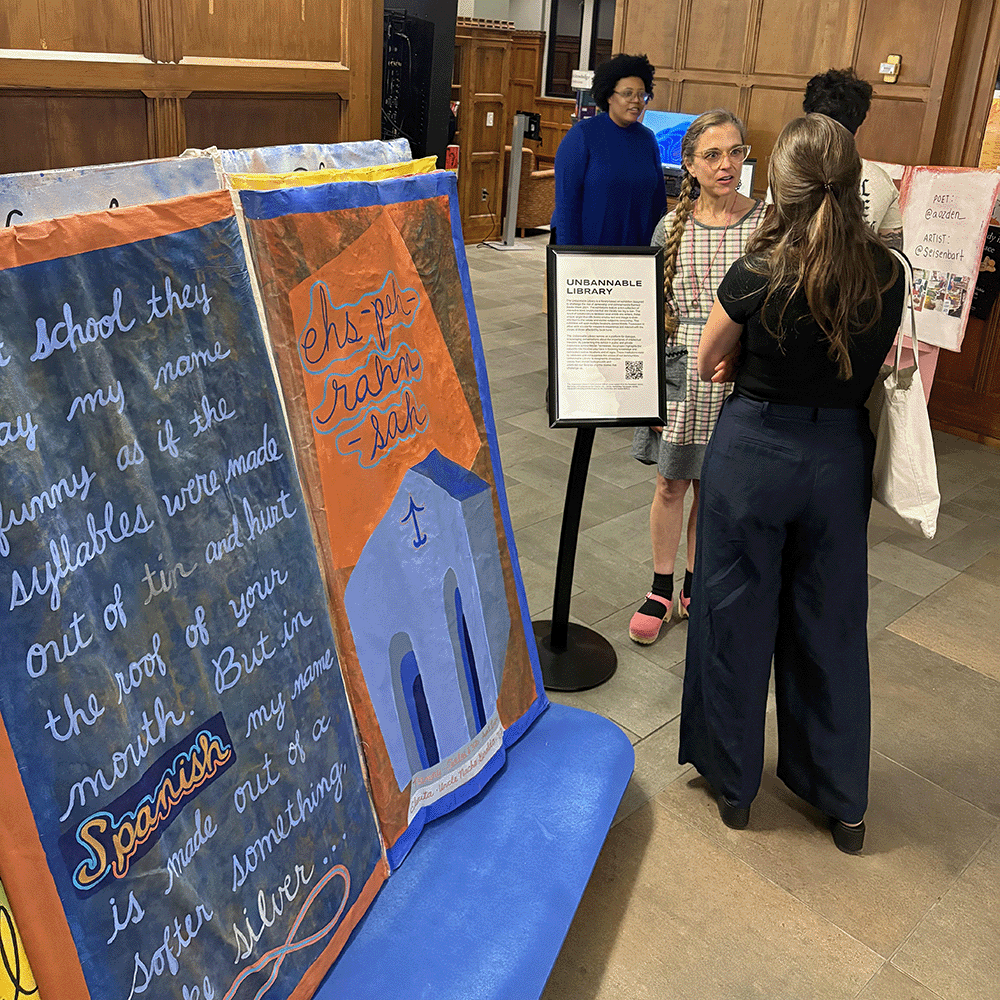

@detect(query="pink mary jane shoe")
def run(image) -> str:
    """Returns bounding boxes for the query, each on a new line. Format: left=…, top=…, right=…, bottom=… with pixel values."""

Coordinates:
left=675, top=591, right=691, bottom=621
left=629, top=593, right=672, bottom=644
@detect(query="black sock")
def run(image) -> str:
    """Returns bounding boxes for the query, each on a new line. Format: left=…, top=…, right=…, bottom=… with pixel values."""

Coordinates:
left=683, top=569, right=694, bottom=599
left=639, top=573, right=673, bottom=619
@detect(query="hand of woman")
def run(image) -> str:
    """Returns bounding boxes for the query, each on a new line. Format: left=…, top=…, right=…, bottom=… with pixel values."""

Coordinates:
left=711, top=345, right=741, bottom=383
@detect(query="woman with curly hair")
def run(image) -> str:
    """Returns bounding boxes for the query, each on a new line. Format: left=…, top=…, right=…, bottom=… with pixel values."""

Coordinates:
left=552, top=53, right=666, bottom=246
left=680, top=114, right=905, bottom=853
left=629, top=109, right=763, bottom=644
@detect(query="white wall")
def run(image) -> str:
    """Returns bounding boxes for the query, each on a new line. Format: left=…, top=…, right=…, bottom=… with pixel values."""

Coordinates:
left=470, top=0, right=510, bottom=19
left=509, top=0, right=546, bottom=30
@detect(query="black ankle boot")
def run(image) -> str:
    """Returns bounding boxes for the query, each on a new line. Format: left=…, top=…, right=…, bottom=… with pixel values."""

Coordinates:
left=830, top=818, right=865, bottom=854
left=716, top=793, right=750, bottom=830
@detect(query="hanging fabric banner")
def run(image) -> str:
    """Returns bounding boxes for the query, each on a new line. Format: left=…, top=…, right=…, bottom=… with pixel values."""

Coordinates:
left=239, top=173, right=547, bottom=868
left=0, top=190, right=386, bottom=1000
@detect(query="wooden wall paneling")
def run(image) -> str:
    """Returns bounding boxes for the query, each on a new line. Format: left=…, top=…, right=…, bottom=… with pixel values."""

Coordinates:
left=0, top=92, right=149, bottom=172
left=930, top=305, right=1000, bottom=444
left=855, top=0, right=962, bottom=162
left=0, top=94, right=56, bottom=174
left=142, top=0, right=181, bottom=63
left=617, top=0, right=681, bottom=71
left=181, top=0, right=343, bottom=62
left=549, top=35, right=578, bottom=94
left=0, top=0, right=378, bottom=175
left=933, top=0, right=1000, bottom=166
left=741, top=0, right=763, bottom=75
left=677, top=81, right=743, bottom=117
left=184, top=95, right=345, bottom=151
left=345, top=0, right=382, bottom=144
left=144, top=91, right=188, bottom=157
left=856, top=96, right=928, bottom=164
left=855, top=0, right=957, bottom=88
left=7, top=0, right=147, bottom=55
left=46, top=93, right=151, bottom=166
left=745, top=85, right=806, bottom=193
left=535, top=96, right=573, bottom=163
left=648, top=78, right=680, bottom=113
left=682, top=0, right=752, bottom=73
left=0, top=55, right=354, bottom=96
left=509, top=30, right=543, bottom=117
left=614, top=0, right=971, bottom=174
left=0, top=7, right=42, bottom=49
left=754, top=0, right=861, bottom=77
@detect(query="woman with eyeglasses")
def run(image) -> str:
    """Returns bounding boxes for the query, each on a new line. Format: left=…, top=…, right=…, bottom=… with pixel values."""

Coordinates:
left=679, top=114, right=905, bottom=853
left=552, top=53, right=666, bottom=247
left=629, top=110, right=763, bottom=644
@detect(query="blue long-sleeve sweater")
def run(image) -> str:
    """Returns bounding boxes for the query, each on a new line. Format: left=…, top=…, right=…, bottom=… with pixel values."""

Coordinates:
left=553, top=112, right=667, bottom=247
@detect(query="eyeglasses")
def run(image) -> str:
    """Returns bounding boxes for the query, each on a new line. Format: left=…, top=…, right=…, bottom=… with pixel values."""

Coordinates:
left=694, top=145, right=751, bottom=165
left=613, top=89, right=652, bottom=104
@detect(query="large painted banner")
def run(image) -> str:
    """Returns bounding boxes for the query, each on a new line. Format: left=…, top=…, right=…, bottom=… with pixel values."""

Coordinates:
left=217, top=140, right=412, bottom=177
left=0, top=191, right=386, bottom=1000
left=0, top=152, right=221, bottom=227
left=239, top=173, right=547, bottom=867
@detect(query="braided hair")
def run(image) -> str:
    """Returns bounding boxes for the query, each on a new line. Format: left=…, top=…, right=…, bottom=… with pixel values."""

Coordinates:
left=661, top=109, right=747, bottom=336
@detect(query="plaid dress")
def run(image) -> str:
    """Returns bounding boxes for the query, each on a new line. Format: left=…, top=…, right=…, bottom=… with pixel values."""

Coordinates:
left=633, top=200, right=765, bottom=480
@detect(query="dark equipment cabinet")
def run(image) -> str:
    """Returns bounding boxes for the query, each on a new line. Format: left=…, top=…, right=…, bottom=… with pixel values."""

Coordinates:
left=382, top=2, right=458, bottom=167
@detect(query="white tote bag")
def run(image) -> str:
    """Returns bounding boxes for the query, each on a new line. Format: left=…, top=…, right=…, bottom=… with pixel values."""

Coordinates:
left=865, top=250, right=941, bottom=538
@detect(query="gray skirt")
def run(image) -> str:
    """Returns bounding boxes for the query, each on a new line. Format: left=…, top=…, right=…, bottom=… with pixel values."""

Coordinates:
left=631, top=427, right=707, bottom=481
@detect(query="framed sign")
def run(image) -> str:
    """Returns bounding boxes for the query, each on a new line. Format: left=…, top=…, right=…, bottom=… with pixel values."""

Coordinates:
left=739, top=159, right=756, bottom=197
left=546, top=246, right=666, bottom=427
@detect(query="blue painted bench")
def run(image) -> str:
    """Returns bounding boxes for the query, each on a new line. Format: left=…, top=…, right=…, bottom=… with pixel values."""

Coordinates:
left=316, top=702, right=634, bottom=999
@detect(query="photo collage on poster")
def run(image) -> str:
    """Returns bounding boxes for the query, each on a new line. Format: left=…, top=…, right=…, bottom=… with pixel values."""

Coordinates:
left=910, top=269, right=970, bottom=318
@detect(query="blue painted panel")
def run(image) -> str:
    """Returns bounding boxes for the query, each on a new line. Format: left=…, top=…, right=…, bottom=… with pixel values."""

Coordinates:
left=0, top=202, right=384, bottom=997
left=0, top=153, right=221, bottom=226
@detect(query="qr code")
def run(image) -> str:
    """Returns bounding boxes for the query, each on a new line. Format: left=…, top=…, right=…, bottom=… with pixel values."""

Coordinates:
left=625, top=360, right=643, bottom=380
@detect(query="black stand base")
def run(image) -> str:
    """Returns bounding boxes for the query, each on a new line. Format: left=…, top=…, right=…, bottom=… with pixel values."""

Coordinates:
left=533, top=620, right=617, bottom=692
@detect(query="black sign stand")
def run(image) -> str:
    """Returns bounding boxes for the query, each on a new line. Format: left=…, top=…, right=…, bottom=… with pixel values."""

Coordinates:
left=535, top=245, right=666, bottom=692
left=531, top=426, right=617, bottom=691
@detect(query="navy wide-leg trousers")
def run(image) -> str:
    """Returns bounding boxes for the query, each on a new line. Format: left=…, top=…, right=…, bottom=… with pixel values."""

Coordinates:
left=679, top=393, right=875, bottom=824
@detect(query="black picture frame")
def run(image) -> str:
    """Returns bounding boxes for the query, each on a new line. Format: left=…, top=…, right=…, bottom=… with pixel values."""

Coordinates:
left=546, top=245, right=666, bottom=427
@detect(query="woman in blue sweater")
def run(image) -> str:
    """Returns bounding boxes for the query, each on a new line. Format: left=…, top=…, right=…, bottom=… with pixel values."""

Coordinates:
left=553, top=53, right=666, bottom=247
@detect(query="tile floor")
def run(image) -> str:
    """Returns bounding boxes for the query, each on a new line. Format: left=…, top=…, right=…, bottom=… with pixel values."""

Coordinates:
left=465, top=232, right=1000, bottom=1000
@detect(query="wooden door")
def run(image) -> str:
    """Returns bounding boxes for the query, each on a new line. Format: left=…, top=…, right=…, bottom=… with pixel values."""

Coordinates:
left=454, top=21, right=512, bottom=243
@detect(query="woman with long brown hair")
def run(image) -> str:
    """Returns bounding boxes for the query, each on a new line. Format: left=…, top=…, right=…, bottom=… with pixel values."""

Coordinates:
left=629, top=110, right=764, bottom=644
left=679, top=114, right=905, bottom=853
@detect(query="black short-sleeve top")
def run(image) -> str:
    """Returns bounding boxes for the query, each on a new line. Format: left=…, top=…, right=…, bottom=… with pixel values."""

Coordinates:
left=717, top=246, right=906, bottom=408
